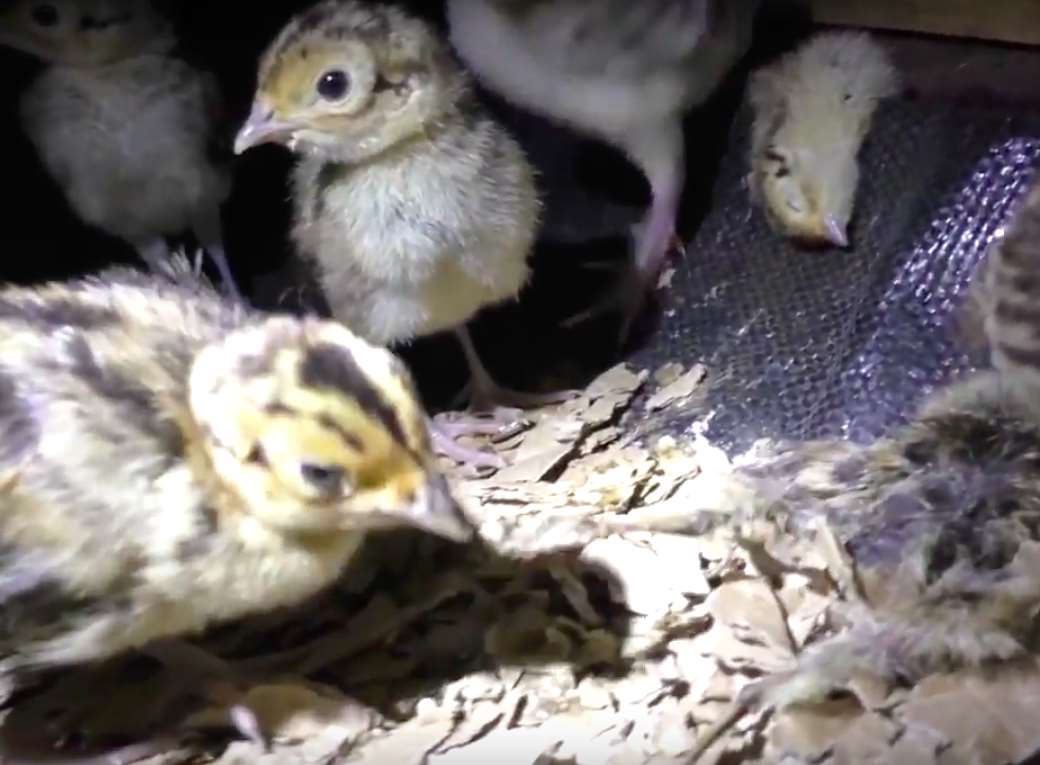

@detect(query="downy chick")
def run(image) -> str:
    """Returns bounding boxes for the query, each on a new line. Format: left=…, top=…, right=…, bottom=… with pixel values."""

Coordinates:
left=445, top=0, right=760, bottom=342
left=685, top=179, right=1040, bottom=752
left=234, top=0, right=568, bottom=469
left=0, top=0, right=243, bottom=298
left=0, top=261, right=470, bottom=762
left=747, top=31, right=899, bottom=248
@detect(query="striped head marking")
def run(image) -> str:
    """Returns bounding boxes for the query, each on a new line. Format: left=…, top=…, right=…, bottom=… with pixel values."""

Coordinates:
left=189, top=316, right=471, bottom=543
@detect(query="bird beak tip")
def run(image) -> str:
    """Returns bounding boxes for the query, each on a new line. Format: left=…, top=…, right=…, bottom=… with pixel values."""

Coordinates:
left=822, top=216, right=850, bottom=248
left=233, top=104, right=295, bottom=155
left=411, top=473, right=474, bottom=544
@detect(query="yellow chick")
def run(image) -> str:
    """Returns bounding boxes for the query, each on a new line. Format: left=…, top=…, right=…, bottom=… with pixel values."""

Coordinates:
left=0, top=0, right=243, bottom=298
left=0, top=259, right=470, bottom=762
left=687, top=180, right=1040, bottom=738
left=747, top=30, right=900, bottom=248
left=234, top=0, right=570, bottom=468
left=445, top=0, right=760, bottom=342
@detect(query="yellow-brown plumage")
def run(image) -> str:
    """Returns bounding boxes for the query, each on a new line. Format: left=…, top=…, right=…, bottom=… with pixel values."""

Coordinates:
left=0, top=260, right=469, bottom=759
left=748, top=31, right=900, bottom=248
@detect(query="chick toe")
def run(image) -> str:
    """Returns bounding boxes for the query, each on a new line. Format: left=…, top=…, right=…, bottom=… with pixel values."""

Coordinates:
left=141, top=640, right=267, bottom=749
left=429, top=419, right=507, bottom=470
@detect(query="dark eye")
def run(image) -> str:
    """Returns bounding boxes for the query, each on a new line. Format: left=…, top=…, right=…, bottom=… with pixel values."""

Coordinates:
left=30, top=3, right=58, bottom=26
left=300, top=463, right=345, bottom=496
left=316, top=69, right=350, bottom=101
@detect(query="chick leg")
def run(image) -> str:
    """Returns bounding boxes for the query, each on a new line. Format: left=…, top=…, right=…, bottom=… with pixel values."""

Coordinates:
left=562, top=120, right=687, bottom=346
left=138, top=639, right=266, bottom=748
left=192, top=212, right=244, bottom=302
left=454, top=326, right=578, bottom=412
left=133, top=237, right=174, bottom=276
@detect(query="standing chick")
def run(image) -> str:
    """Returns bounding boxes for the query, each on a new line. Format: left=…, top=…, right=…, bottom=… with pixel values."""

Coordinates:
left=0, top=261, right=470, bottom=763
left=234, top=0, right=567, bottom=468
left=747, top=31, right=899, bottom=248
left=445, top=0, right=760, bottom=342
left=0, top=0, right=243, bottom=298
left=684, top=180, right=1040, bottom=761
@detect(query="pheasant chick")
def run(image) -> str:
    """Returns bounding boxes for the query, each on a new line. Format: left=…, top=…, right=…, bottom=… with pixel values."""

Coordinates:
left=0, top=262, right=470, bottom=762
left=0, top=0, right=242, bottom=297
left=446, top=0, right=760, bottom=342
left=234, top=0, right=568, bottom=469
left=684, top=179, right=1040, bottom=760
left=747, top=31, right=899, bottom=248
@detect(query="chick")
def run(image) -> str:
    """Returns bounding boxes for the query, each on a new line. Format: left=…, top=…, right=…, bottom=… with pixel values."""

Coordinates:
left=0, top=259, right=471, bottom=762
left=234, top=0, right=570, bottom=469
left=0, top=0, right=243, bottom=298
left=685, top=180, right=1040, bottom=757
left=445, top=0, right=760, bottom=342
left=747, top=31, right=899, bottom=248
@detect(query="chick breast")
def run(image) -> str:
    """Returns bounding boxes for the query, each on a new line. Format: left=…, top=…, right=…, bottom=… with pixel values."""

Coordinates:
left=292, top=104, right=539, bottom=346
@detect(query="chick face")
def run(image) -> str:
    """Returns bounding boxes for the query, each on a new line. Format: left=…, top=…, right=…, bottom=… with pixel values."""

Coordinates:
left=0, top=0, right=173, bottom=66
left=756, top=143, right=854, bottom=249
left=189, top=316, right=472, bottom=543
left=234, top=0, right=460, bottom=163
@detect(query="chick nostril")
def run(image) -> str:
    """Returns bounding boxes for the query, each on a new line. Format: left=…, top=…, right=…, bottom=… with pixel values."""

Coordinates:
left=30, top=3, right=58, bottom=26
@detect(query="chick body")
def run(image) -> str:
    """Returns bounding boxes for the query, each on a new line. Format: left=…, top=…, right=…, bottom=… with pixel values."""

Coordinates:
left=236, top=0, right=564, bottom=467
left=747, top=31, right=899, bottom=247
left=693, top=181, right=1040, bottom=733
left=1, top=0, right=241, bottom=296
left=0, top=261, right=468, bottom=755
left=445, top=0, right=760, bottom=340
left=289, top=82, right=537, bottom=347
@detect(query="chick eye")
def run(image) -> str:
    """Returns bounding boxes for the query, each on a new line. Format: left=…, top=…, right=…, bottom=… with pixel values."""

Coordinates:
left=30, top=3, right=58, bottom=26
left=316, top=69, right=350, bottom=101
left=300, top=462, right=346, bottom=496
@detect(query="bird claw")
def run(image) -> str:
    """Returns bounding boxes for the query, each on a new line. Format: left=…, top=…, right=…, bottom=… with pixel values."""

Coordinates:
left=432, top=408, right=528, bottom=441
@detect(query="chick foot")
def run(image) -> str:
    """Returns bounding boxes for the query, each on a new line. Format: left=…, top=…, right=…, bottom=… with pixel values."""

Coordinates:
left=428, top=416, right=508, bottom=469
left=138, top=639, right=267, bottom=749
left=16, top=640, right=267, bottom=760
left=454, top=326, right=579, bottom=412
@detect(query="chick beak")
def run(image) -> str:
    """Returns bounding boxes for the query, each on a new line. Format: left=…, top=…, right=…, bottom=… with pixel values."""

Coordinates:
left=822, top=216, right=850, bottom=248
left=234, top=101, right=299, bottom=155
left=400, top=472, right=474, bottom=544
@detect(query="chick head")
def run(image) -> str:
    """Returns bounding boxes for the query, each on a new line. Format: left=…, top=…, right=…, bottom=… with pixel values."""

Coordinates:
left=189, top=315, right=472, bottom=543
left=234, top=0, right=466, bottom=163
left=0, top=0, right=174, bottom=66
left=754, top=139, right=855, bottom=249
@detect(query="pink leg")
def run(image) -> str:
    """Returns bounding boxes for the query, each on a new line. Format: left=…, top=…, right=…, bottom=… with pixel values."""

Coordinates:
left=428, top=417, right=507, bottom=469
left=561, top=119, right=687, bottom=346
